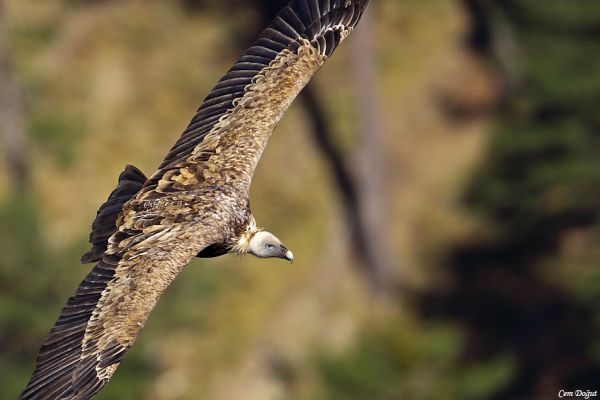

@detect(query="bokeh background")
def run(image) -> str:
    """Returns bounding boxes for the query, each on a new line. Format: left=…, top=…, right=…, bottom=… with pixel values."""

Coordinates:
left=1, top=1, right=599, bottom=399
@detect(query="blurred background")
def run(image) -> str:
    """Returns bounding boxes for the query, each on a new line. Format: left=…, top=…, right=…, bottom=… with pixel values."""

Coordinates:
left=1, top=0, right=599, bottom=399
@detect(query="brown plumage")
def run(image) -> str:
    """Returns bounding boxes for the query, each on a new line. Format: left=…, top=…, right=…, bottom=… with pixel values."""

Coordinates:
left=19, top=1, right=370, bottom=399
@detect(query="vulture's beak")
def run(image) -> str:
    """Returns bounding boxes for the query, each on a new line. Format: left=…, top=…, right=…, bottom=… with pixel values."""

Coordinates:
left=280, top=245, right=294, bottom=263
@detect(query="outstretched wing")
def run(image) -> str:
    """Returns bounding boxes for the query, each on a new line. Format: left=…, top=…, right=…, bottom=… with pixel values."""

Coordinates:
left=140, top=0, right=369, bottom=199
left=20, top=196, right=223, bottom=399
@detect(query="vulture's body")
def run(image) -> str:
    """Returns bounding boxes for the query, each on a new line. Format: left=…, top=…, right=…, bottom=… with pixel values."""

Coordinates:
left=20, top=1, right=370, bottom=399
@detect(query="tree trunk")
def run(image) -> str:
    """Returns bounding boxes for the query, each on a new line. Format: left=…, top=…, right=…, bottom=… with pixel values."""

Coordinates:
left=350, top=7, right=395, bottom=293
left=0, top=0, right=28, bottom=192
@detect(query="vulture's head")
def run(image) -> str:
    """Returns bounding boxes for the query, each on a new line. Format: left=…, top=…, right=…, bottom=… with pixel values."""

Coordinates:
left=247, top=231, right=294, bottom=262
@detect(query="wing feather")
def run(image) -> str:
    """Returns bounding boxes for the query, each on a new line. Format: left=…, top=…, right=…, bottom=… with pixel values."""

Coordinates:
left=20, top=219, right=216, bottom=400
left=141, top=0, right=369, bottom=197
left=19, top=254, right=118, bottom=399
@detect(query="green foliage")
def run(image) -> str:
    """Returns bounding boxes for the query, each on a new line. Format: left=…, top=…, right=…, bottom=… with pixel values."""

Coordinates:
left=10, top=22, right=59, bottom=53
left=514, top=0, right=600, bottom=30
left=0, top=195, right=68, bottom=397
left=469, top=2, right=600, bottom=223
left=314, top=321, right=511, bottom=400
left=421, top=1, right=600, bottom=397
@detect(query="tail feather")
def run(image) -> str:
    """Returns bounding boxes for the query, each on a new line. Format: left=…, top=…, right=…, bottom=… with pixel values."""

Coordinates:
left=81, top=165, right=147, bottom=264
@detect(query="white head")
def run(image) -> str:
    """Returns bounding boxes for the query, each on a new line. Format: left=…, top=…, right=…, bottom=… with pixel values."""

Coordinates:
left=247, top=231, right=294, bottom=262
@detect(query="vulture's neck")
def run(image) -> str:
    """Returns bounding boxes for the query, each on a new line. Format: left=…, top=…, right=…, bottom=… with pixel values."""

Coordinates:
left=231, top=216, right=260, bottom=255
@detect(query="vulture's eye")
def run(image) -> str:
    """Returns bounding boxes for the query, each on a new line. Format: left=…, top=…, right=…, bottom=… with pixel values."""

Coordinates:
left=266, top=243, right=274, bottom=249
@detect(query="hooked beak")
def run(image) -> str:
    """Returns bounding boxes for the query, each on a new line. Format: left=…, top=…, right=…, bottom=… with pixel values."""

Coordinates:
left=280, top=245, right=294, bottom=263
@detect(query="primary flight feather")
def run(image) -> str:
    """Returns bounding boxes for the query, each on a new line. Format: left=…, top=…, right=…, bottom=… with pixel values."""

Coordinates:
left=20, top=0, right=370, bottom=398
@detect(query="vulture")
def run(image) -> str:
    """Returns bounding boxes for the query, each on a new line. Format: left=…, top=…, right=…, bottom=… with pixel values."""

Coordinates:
left=19, top=0, right=370, bottom=398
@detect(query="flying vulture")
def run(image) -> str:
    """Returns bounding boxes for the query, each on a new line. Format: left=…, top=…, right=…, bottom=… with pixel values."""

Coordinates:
left=20, top=0, right=370, bottom=398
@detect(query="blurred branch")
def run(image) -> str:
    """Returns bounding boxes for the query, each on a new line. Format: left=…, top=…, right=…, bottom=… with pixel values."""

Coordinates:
left=299, top=87, right=390, bottom=293
left=461, top=0, right=493, bottom=54
left=0, top=0, right=28, bottom=192
left=460, top=0, right=520, bottom=100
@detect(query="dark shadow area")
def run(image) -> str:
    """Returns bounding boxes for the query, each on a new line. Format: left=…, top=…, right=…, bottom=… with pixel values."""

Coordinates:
left=420, top=1, right=600, bottom=398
